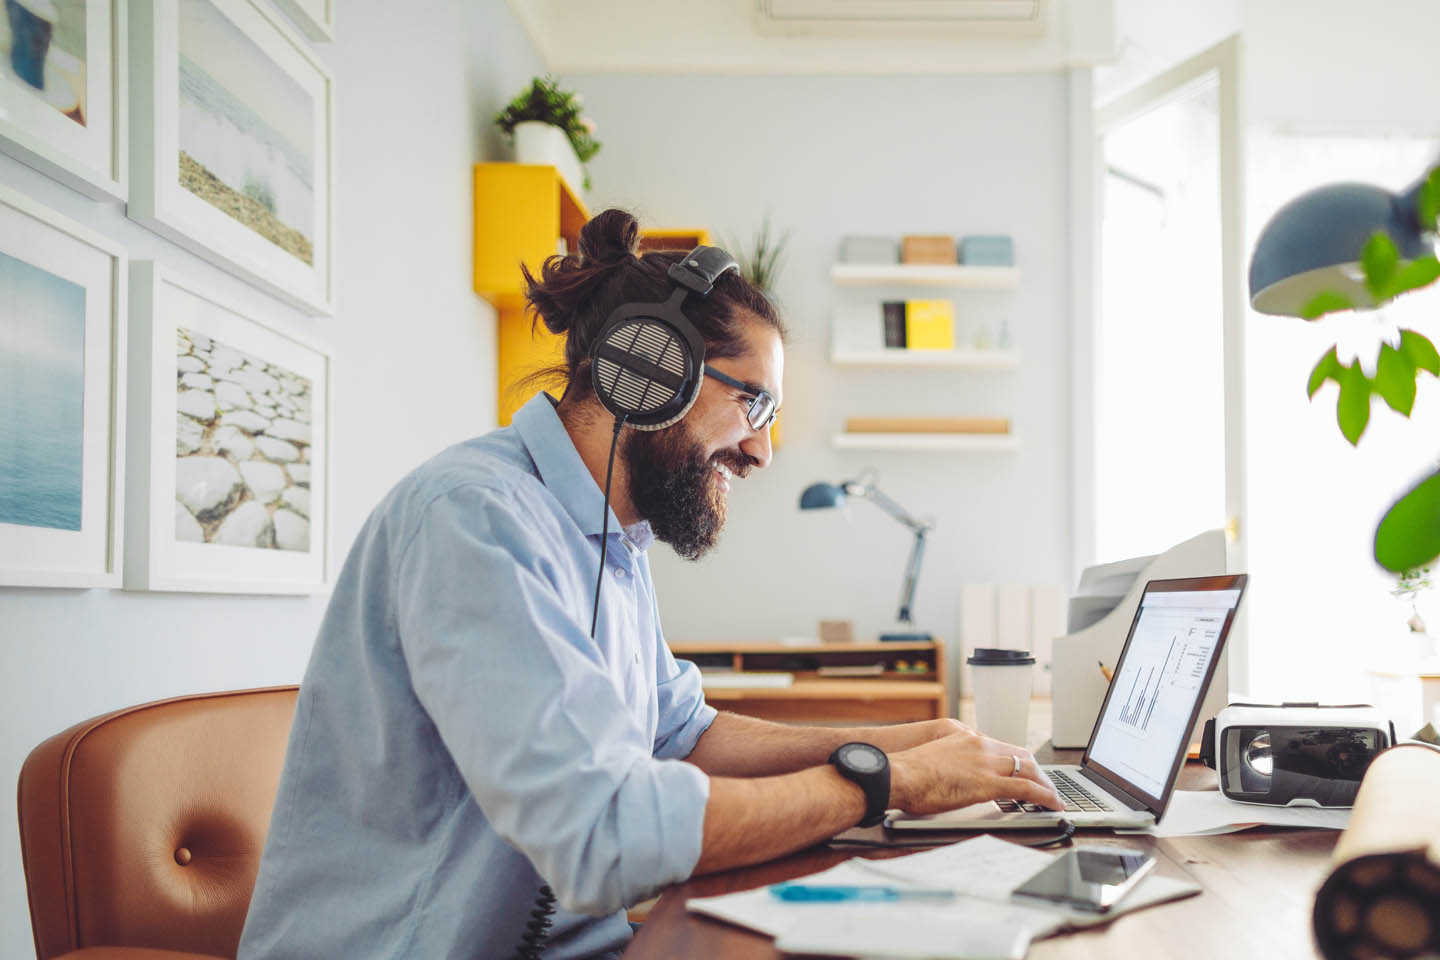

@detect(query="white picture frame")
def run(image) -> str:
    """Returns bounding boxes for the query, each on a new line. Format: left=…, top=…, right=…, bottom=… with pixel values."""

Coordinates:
left=0, top=0, right=128, bottom=199
left=0, top=184, right=126, bottom=587
left=270, top=0, right=331, bottom=43
left=126, top=260, right=331, bottom=593
left=128, top=0, right=333, bottom=314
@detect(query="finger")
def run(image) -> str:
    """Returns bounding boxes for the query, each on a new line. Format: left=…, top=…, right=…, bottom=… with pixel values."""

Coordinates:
left=997, top=776, right=1065, bottom=811
left=988, top=751, right=1044, bottom=785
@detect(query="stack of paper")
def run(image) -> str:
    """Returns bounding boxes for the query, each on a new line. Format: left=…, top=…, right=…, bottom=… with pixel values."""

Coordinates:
left=1121, top=789, right=1352, bottom=838
left=686, top=835, right=1201, bottom=959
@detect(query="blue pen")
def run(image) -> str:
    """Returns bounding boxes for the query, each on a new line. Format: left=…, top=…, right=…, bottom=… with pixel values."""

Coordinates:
left=769, top=883, right=956, bottom=902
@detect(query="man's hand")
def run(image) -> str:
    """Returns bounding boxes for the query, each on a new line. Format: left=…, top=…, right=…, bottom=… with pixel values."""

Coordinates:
left=888, top=730, right=1063, bottom=815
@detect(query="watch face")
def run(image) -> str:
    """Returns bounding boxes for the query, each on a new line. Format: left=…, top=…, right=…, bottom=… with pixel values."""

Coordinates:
left=841, top=743, right=885, bottom=772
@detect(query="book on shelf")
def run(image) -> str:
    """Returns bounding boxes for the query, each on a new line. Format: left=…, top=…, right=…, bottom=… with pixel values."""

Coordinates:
left=904, top=300, right=954, bottom=350
left=881, top=301, right=907, bottom=348
left=698, top=671, right=795, bottom=689
left=844, top=416, right=1011, bottom=435
left=816, top=663, right=887, bottom=677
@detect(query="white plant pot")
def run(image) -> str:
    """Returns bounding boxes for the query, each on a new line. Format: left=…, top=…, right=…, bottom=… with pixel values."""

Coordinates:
left=512, top=121, right=585, bottom=198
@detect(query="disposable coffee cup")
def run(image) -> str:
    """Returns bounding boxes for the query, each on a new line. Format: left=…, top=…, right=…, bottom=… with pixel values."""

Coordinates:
left=967, top=648, right=1035, bottom=748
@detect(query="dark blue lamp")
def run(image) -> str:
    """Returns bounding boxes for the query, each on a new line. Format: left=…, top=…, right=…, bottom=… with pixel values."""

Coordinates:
left=799, top=472, right=934, bottom=643
left=1249, top=174, right=1432, bottom=316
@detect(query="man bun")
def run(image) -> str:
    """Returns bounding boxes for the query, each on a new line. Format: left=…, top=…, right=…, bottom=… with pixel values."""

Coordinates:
left=577, top=208, right=638, bottom=267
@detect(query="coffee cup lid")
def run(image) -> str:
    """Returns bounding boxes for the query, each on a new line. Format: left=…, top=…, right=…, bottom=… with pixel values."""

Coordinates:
left=966, top=647, right=1035, bottom=666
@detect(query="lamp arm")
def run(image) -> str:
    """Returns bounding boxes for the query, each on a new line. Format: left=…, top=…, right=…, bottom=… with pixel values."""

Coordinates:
left=848, top=483, right=929, bottom=533
left=896, top=528, right=928, bottom=625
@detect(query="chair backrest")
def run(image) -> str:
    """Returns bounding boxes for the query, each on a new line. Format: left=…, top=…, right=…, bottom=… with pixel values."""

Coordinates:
left=18, top=686, right=299, bottom=959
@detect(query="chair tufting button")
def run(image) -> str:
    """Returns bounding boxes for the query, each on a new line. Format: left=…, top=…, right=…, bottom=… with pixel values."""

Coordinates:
left=174, top=847, right=192, bottom=866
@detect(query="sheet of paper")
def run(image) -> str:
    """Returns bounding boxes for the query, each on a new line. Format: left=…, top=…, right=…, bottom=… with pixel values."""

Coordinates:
left=1117, top=789, right=1353, bottom=838
left=774, top=908, right=1032, bottom=959
left=856, top=835, right=1200, bottom=929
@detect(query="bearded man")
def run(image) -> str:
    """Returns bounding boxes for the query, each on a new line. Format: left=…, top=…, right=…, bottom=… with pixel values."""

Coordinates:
left=238, top=209, right=1060, bottom=960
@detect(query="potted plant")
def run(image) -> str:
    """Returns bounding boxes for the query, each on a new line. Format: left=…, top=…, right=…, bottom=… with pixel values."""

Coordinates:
left=494, top=75, right=601, bottom=195
left=725, top=215, right=790, bottom=300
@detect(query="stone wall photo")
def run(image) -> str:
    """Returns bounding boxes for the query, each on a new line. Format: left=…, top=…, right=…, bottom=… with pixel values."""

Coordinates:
left=174, top=327, right=312, bottom=551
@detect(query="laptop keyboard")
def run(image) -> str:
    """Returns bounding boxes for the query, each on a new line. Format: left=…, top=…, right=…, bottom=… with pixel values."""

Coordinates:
left=996, top=769, right=1114, bottom=813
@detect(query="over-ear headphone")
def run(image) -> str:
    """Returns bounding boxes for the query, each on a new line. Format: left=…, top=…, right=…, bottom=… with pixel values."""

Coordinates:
left=589, top=245, right=739, bottom=430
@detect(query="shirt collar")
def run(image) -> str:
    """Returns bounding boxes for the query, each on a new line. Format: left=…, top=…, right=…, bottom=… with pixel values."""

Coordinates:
left=512, top=393, right=654, bottom=547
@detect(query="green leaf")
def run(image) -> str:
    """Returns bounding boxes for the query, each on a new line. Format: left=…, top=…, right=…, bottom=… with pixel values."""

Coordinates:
left=1373, top=342, right=1417, bottom=416
left=1300, top=291, right=1354, bottom=320
left=1361, top=231, right=1399, bottom=300
left=1425, top=167, right=1440, bottom=229
left=1384, top=255, right=1440, bottom=299
left=1420, top=179, right=1439, bottom=231
left=1307, top=346, right=1344, bottom=398
left=1400, top=329, right=1440, bottom=376
left=1335, top=363, right=1371, bottom=445
left=1375, top=470, right=1440, bottom=573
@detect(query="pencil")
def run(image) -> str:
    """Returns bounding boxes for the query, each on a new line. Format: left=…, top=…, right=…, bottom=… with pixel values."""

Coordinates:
left=1097, top=660, right=1114, bottom=682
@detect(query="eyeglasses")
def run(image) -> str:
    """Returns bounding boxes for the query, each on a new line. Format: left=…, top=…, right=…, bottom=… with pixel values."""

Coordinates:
left=703, top=365, right=779, bottom=432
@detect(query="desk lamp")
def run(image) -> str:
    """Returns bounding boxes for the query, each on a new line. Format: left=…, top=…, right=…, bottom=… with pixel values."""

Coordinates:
left=1249, top=171, right=1432, bottom=316
left=799, top=471, right=934, bottom=643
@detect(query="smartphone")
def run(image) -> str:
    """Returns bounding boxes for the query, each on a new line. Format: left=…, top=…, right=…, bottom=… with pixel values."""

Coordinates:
left=1010, top=846, right=1156, bottom=913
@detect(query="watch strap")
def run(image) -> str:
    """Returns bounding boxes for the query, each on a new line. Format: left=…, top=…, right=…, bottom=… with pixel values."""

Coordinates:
left=830, top=743, right=890, bottom=828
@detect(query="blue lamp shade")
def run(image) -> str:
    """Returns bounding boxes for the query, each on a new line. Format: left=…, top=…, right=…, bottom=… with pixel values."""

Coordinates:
left=1249, top=180, right=1431, bottom=317
left=799, top=483, right=845, bottom=510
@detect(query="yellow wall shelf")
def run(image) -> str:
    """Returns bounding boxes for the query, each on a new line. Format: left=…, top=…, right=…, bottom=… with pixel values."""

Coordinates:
left=474, top=163, right=715, bottom=426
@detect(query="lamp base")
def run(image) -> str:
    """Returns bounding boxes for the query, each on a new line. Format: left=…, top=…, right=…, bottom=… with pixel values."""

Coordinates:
left=879, top=630, right=933, bottom=644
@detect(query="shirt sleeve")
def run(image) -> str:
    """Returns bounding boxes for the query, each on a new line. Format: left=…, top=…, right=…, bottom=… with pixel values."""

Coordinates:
left=645, top=557, right=716, bottom=759
left=394, top=484, right=710, bottom=916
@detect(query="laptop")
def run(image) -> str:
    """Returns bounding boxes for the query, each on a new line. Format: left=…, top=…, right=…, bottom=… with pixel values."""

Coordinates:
left=888, top=574, right=1249, bottom=831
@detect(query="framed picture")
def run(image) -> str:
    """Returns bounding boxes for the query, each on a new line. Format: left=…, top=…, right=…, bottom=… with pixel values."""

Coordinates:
left=270, top=0, right=330, bottom=43
left=126, top=260, right=330, bottom=593
left=128, top=0, right=333, bottom=314
left=0, top=0, right=127, bottom=199
left=0, top=184, right=126, bottom=587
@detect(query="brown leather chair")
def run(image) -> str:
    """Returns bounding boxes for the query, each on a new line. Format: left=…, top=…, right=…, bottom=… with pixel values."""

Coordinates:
left=18, top=686, right=299, bottom=960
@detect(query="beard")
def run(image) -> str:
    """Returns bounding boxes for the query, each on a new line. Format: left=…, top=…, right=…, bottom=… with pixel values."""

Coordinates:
left=623, top=421, right=742, bottom=561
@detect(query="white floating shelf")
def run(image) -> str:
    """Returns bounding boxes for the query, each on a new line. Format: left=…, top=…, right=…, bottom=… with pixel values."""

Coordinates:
left=831, top=263, right=1020, bottom=289
left=830, top=347, right=1020, bottom=369
left=831, top=433, right=1021, bottom=452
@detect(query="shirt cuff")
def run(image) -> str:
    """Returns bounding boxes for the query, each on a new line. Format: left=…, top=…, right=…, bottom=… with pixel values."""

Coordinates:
left=655, top=700, right=718, bottom=761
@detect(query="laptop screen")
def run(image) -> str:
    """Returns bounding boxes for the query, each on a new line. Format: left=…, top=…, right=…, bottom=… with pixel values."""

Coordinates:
left=1084, top=575, right=1247, bottom=811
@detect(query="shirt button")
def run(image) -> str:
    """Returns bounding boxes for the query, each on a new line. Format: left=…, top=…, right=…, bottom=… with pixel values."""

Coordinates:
left=612, top=567, right=626, bottom=579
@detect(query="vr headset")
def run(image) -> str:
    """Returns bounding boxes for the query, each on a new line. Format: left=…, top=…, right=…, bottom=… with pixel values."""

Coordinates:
left=1199, top=703, right=1396, bottom=808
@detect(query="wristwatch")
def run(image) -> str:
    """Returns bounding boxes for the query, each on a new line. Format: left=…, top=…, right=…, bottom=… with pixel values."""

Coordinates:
left=829, top=742, right=890, bottom=828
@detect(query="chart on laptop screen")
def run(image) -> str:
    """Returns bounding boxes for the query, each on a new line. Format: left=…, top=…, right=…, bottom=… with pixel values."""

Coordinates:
left=1088, top=590, right=1239, bottom=799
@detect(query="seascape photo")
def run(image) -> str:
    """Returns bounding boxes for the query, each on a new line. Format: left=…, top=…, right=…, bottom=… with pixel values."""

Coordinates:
left=177, top=0, right=314, bottom=265
left=1, top=0, right=88, bottom=125
left=0, top=249, right=85, bottom=531
left=174, top=326, right=313, bottom=552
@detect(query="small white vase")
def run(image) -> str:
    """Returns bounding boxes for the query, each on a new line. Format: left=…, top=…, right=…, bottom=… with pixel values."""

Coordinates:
left=511, top=121, right=585, bottom=198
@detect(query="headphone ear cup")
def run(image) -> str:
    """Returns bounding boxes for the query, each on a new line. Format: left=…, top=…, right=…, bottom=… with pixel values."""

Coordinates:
left=591, top=316, right=702, bottom=430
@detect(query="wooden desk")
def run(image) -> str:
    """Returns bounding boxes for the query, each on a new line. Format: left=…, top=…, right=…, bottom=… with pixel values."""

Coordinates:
left=625, top=747, right=1341, bottom=959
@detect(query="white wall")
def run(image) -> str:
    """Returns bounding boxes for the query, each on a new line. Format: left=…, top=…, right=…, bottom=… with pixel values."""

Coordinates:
left=570, top=72, right=1073, bottom=653
left=0, top=0, right=543, bottom=952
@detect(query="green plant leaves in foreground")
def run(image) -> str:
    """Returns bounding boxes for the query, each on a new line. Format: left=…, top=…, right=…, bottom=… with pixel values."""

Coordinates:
left=1375, top=469, right=1440, bottom=573
left=1362, top=232, right=1400, bottom=300
left=1374, top=343, right=1417, bottom=416
left=1301, top=291, right=1354, bottom=320
left=1401, top=329, right=1440, bottom=375
left=1307, top=330, right=1440, bottom=444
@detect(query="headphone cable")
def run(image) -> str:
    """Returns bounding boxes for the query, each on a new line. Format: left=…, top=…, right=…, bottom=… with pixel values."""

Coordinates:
left=591, top=415, right=627, bottom=638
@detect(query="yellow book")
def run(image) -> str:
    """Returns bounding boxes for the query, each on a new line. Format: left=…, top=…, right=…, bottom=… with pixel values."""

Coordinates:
left=904, top=300, right=954, bottom=350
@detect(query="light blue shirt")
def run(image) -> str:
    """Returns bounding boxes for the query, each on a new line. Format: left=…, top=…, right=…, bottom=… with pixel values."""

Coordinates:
left=238, top=393, right=716, bottom=959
